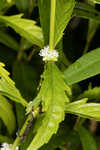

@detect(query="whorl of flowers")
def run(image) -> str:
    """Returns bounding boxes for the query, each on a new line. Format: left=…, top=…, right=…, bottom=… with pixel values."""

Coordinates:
left=1, top=143, right=19, bottom=150
left=39, top=46, right=59, bottom=62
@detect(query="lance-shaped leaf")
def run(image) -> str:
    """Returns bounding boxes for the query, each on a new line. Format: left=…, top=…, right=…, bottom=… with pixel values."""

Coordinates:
left=38, top=0, right=75, bottom=46
left=64, top=48, right=100, bottom=85
left=78, top=126, right=97, bottom=150
left=0, top=62, right=27, bottom=106
left=0, top=95, right=16, bottom=135
left=27, top=62, right=71, bottom=150
left=65, top=99, right=100, bottom=121
left=0, top=14, right=44, bottom=48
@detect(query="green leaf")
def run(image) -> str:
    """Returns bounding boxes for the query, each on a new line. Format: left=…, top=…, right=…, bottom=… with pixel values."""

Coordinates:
left=65, top=99, right=100, bottom=121
left=64, top=48, right=100, bottom=85
left=0, top=95, right=16, bottom=135
left=39, top=121, right=71, bottom=150
left=73, top=2, right=100, bottom=22
left=0, top=62, right=27, bottom=106
left=78, top=126, right=97, bottom=150
left=0, top=29, right=19, bottom=51
left=0, top=14, right=44, bottom=48
left=38, top=0, right=75, bottom=46
left=15, top=0, right=29, bottom=13
left=78, top=87, right=100, bottom=100
left=27, top=62, right=70, bottom=150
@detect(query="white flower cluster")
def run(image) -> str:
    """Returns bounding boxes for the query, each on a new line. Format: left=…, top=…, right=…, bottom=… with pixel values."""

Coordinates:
left=39, top=46, right=59, bottom=61
left=1, top=143, right=19, bottom=150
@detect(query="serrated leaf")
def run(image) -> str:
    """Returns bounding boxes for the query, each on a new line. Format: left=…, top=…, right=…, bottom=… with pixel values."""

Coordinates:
left=27, top=62, right=70, bottom=150
left=38, top=0, right=75, bottom=46
left=78, top=126, right=97, bottom=150
left=39, top=121, right=71, bottom=150
left=64, top=48, right=100, bottom=85
left=0, top=95, right=16, bottom=135
left=65, top=100, right=100, bottom=121
left=0, top=62, right=27, bottom=106
left=0, top=14, right=44, bottom=48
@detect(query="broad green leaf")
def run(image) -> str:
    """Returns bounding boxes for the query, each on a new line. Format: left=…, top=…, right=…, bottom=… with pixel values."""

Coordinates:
left=0, top=29, right=19, bottom=51
left=27, top=62, right=71, bottom=150
left=78, top=126, right=97, bottom=150
left=65, top=100, right=100, bottom=121
left=38, top=0, right=75, bottom=46
left=39, top=121, right=71, bottom=150
left=0, top=95, right=16, bottom=135
left=40, top=123, right=80, bottom=150
left=0, top=14, right=44, bottom=48
left=0, top=62, right=27, bottom=106
left=73, top=2, right=100, bottom=22
left=64, top=48, right=100, bottom=85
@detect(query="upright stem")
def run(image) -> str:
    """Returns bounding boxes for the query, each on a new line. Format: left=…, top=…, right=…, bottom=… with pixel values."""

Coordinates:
left=11, top=114, right=33, bottom=150
left=49, top=0, right=56, bottom=50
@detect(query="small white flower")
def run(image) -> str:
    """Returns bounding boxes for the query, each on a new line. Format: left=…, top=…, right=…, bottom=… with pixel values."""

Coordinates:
left=39, top=46, right=59, bottom=62
left=1, top=143, right=19, bottom=150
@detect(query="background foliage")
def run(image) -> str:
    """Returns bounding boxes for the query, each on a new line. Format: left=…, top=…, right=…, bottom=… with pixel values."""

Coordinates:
left=0, top=0, right=100, bottom=150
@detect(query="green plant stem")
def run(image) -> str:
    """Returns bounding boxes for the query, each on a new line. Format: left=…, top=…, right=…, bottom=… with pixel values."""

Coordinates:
left=26, top=49, right=35, bottom=62
left=49, top=0, right=56, bottom=50
left=28, top=0, right=34, bottom=18
left=17, top=38, right=25, bottom=61
left=11, top=114, right=33, bottom=150
left=74, top=117, right=86, bottom=130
